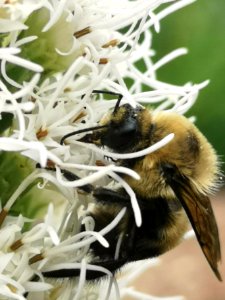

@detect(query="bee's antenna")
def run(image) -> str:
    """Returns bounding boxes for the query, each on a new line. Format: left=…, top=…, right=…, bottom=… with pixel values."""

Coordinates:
left=60, top=125, right=108, bottom=145
left=90, top=90, right=123, bottom=115
left=113, top=93, right=123, bottom=115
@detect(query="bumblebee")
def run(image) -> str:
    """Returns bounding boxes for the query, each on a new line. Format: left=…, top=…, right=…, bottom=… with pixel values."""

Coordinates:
left=43, top=91, right=222, bottom=281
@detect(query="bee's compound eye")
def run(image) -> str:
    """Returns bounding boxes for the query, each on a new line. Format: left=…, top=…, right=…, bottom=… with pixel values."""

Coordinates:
left=118, top=119, right=137, bottom=136
left=102, top=119, right=137, bottom=151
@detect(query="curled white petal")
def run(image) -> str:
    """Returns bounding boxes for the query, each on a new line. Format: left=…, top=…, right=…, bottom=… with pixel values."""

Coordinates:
left=55, top=164, right=139, bottom=188
left=59, top=163, right=140, bottom=180
left=70, top=133, right=174, bottom=160
left=109, top=171, right=142, bottom=227
left=43, top=262, right=112, bottom=277
left=74, top=259, right=87, bottom=300
left=2, top=54, right=43, bottom=72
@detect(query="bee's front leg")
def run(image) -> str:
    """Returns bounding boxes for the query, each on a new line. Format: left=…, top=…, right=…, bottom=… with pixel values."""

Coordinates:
left=60, top=168, right=137, bottom=208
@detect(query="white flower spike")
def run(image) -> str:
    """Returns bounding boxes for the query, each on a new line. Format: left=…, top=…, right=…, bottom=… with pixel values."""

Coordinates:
left=0, top=0, right=206, bottom=299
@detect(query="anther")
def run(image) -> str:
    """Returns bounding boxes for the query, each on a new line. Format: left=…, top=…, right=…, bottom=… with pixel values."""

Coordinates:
left=74, top=27, right=91, bottom=39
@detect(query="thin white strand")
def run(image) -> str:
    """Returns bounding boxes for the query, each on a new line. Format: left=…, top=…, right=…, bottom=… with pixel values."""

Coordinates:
left=46, top=56, right=87, bottom=110
left=23, top=225, right=51, bottom=245
left=170, top=92, right=198, bottom=114
left=70, top=133, right=174, bottom=159
left=1, top=60, right=22, bottom=89
left=101, top=79, right=131, bottom=100
left=114, top=233, right=124, bottom=260
left=55, top=164, right=139, bottom=188
left=110, top=67, right=136, bottom=107
left=95, top=207, right=126, bottom=239
left=157, top=0, right=196, bottom=23
left=1, top=59, right=23, bottom=89
left=133, top=90, right=186, bottom=98
left=127, top=10, right=150, bottom=59
left=45, top=231, right=108, bottom=255
left=95, top=0, right=163, bottom=30
left=42, top=0, right=69, bottom=32
left=0, top=83, right=26, bottom=140
left=104, top=277, right=114, bottom=300
left=112, top=277, right=121, bottom=300
left=135, top=96, right=167, bottom=104
left=151, top=48, right=188, bottom=72
left=34, top=171, right=73, bottom=200
left=149, top=10, right=160, bottom=33
left=45, top=208, right=126, bottom=254
left=48, top=102, right=86, bottom=130
left=79, top=64, right=112, bottom=104
left=0, top=138, right=49, bottom=167
left=3, top=170, right=40, bottom=211
left=0, top=47, right=21, bottom=56
left=12, top=252, right=29, bottom=280
left=194, top=79, right=209, bottom=90
left=74, top=259, right=87, bottom=300
left=14, top=36, right=38, bottom=48
left=23, top=281, right=53, bottom=293
left=123, top=19, right=139, bottom=38
left=109, top=171, right=142, bottom=227
left=154, top=99, right=174, bottom=112
left=43, top=263, right=112, bottom=277
left=130, top=0, right=196, bottom=39
left=3, top=167, right=73, bottom=212
left=36, top=78, right=58, bottom=95
left=83, top=102, right=96, bottom=123
left=12, top=74, right=40, bottom=100
left=55, top=37, right=78, bottom=56
left=59, top=163, right=140, bottom=180
left=4, top=102, right=35, bottom=112
left=2, top=54, right=43, bottom=72
left=127, top=61, right=188, bottom=91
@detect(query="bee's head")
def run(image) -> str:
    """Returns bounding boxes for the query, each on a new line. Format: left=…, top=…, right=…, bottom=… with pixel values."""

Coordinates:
left=76, top=103, right=152, bottom=153
left=60, top=98, right=153, bottom=153
left=93, top=104, right=145, bottom=152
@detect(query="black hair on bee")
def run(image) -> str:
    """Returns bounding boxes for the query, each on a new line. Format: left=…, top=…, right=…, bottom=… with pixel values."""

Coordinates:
left=43, top=91, right=222, bottom=281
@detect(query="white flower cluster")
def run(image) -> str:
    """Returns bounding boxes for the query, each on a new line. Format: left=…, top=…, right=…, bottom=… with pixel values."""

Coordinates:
left=0, top=0, right=204, bottom=299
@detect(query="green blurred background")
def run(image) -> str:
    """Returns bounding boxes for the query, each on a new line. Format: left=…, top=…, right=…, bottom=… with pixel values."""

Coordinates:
left=153, top=0, right=225, bottom=168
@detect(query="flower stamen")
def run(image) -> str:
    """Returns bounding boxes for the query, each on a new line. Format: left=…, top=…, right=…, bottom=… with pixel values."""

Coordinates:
left=102, top=39, right=120, bottom=48
left=96, top=160, right=106, bottom=166
left=74, top=27, right=91, bottom=39
left=46, top=160, right=56, bottom=168
left=73, top=111, right=87, bottom=123
left=7, top=284, right=17, bottom=294
left=29, top=253, right=44, bottom=265
left=10, top=239, right=24, bottom=251
left=0, top=209, right=8, bottom=227
left=4, top=0, right=17, bottom=4
left=36, top=128, right=48, bottom=140
left=99, top=58, right=109, bottom=64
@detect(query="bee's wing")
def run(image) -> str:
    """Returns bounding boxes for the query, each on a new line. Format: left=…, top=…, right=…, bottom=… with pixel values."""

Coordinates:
left=165, top=167, right=222, bottom=281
